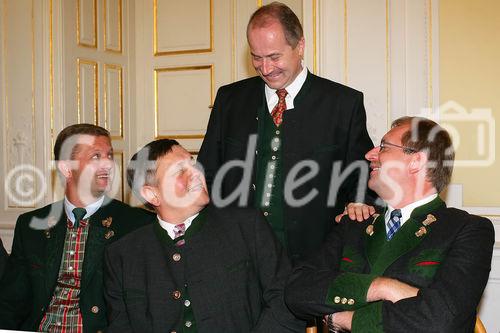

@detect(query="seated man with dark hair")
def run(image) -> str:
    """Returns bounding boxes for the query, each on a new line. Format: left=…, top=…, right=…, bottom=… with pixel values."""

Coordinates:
left=104, top=139, right=304, bottom=332
left=285, top=117, right=494, bottom=332
left=0, top=124, right=152, bottom=332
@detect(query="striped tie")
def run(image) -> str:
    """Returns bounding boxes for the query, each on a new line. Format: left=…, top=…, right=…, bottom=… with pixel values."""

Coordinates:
left=387, top=209, right=402, bottom=240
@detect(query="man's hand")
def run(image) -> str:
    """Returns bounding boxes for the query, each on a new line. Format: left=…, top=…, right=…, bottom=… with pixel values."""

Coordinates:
left=367, top=277, right=419, bottom=303
left=324, top=311, right=353, bottom=332
left=335, top=203, right=376, bottom=223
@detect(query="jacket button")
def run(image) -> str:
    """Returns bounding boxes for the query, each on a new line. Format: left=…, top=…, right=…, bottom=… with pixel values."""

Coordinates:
left=341, top=297, right=347, bottom=304
left=348, top=298, right=355, bottom=305
left=334, top=296, right=340, bottom=304
left=172, top=290, right=181, bottom=300
left=172, top=253, right=181, bottom=261
left=91, top=306, right=99, bottom=313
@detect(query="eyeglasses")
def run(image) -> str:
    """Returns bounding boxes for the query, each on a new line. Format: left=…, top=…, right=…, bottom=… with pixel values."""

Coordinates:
left=379, top=140, right=417, bottom=153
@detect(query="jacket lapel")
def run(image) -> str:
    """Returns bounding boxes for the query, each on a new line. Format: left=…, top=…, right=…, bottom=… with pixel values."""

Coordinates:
left=81, top=197, right=112, bottom=292
left=44, top=201, right=67, bottom=297
left=365, top=197, right=445, bottom=275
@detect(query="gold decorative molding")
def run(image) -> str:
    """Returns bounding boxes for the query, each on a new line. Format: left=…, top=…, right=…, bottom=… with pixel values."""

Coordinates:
left=153, top=0, right=213, bottom=56
left=76, top=59, right=98, bottom=124
left=104, top=64, right=124, bottom=139
left=77, top=0, right=97, bottom=48
left=344, top=0, right=348, bottom=84
left=153, top=65, right=214, bottom=139
left=50, top=0, right=55, bottom=154
left=428, top=0, right=433, bottom=109
left=104, top=0, right=122, bottom=53
left=312, top=0, right=317, bottom=74
left=386, top=0, right=391, bottom=129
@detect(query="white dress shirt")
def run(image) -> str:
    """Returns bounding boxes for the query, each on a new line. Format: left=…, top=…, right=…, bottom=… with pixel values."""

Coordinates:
left=264, top=65, right=308, bottom=113
left=157, top=213, right=199, bottom=240
left=64, top=196, right=105, bottom=226
left=384, top=193, right=438, bottom=234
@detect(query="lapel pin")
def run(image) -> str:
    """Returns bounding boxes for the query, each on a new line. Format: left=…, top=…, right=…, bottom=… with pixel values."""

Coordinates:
left=104, top=230, right=115, bottom=240
left=365, top=214, right=380, bottom=236
left=415, top=226, right=427, bottom=237
left=44, top=229, right=51, bottom=239
left=366, top=225, right=374, bottom=236
left=102, top=217, right=113, bottom=228
left=422, top=214, right=437, bottom=226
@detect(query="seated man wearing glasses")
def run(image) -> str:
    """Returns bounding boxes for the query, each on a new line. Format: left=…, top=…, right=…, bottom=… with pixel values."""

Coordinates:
left=285, top=116, right=494, bottom=332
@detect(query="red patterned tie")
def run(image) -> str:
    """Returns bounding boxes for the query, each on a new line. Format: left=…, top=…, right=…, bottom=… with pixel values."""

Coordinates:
left=271, top=89, right=288, bottom=126
left=173, top=223, right=186, bottom=246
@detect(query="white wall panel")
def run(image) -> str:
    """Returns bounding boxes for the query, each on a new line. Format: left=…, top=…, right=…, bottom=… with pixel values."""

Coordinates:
left=104, top=0, right=122, bottom=52
left=77, top=59, right=98, bottom=124
left=154, top=0, right=212, bottom=55
left=77, top=0, right=97, bottom=48
left=154, top=66, right=213, bottom=138
left=104, top=64, right=124, bottom=138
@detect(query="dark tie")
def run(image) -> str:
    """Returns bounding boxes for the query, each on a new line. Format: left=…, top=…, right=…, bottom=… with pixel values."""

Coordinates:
left=173, top=223, right=186, bottom=246
left=387, top=209, right=402, bottom=240
left=72, top=207, right=87, bottom=229
left=271, top=89, right=288, bottom=126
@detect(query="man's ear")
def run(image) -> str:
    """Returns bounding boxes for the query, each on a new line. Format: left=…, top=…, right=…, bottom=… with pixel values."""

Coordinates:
left=57, top=160, right=72, bottom=178
left=408, top=151, right=428, bottom=174
left=297, top=37, right=305, bottom=58
left=140, top=185, right=160, bottom=207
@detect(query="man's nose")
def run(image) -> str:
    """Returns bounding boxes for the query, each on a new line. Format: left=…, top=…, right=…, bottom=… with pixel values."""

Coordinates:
left=260, top=59, right=272, bottom=75
left=365, top=146, right=380, bottom=161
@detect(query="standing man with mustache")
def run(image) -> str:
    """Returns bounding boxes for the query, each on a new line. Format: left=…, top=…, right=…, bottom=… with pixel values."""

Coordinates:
left=198, top=2, right=375, bottom=264
left=104, top=139, right=304, bottom=332
left=0, top=124, right=152, bottom=332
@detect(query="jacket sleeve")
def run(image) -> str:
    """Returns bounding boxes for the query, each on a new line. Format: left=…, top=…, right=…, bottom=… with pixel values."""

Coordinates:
left=285, top=220, right=376, bottom=319
left=342, top=91, right=378, bottom=206
left=0, top=215, right=33, bottom=329
left=249, top=210, right=305, bottom=332
left=197, top=86, right=226, bottom=192
left=104, top=246, right=134, bottom=333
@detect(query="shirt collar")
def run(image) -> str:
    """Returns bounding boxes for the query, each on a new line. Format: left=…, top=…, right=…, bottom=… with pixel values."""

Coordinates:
left=157, top=213, right=199, bottom=240
left=385, top=193, right=438, bottom=227
left=264, top=65, right=308, bottom=106
left=64, top=195, right=105, bottom=224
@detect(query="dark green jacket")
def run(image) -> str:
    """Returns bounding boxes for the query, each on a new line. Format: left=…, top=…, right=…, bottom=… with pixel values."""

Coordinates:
left=286, top=197, right=495, bottom=333
left=0, top=197, right=152, bottom=332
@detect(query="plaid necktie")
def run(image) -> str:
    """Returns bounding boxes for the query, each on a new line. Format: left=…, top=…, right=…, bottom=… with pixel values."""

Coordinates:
left=271, top=89, right=288, bottom=126
left=72, top=207, right=87, bottom=229
left=173, top=223, right=186, bottom=246
left=387, top=209, right=402, bottom=240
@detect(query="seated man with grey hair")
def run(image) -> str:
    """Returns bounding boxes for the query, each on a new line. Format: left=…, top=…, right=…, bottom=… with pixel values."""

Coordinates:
left=285, top=117, right=494, bottom=332
left=104, top=138, right=304, bottom=332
